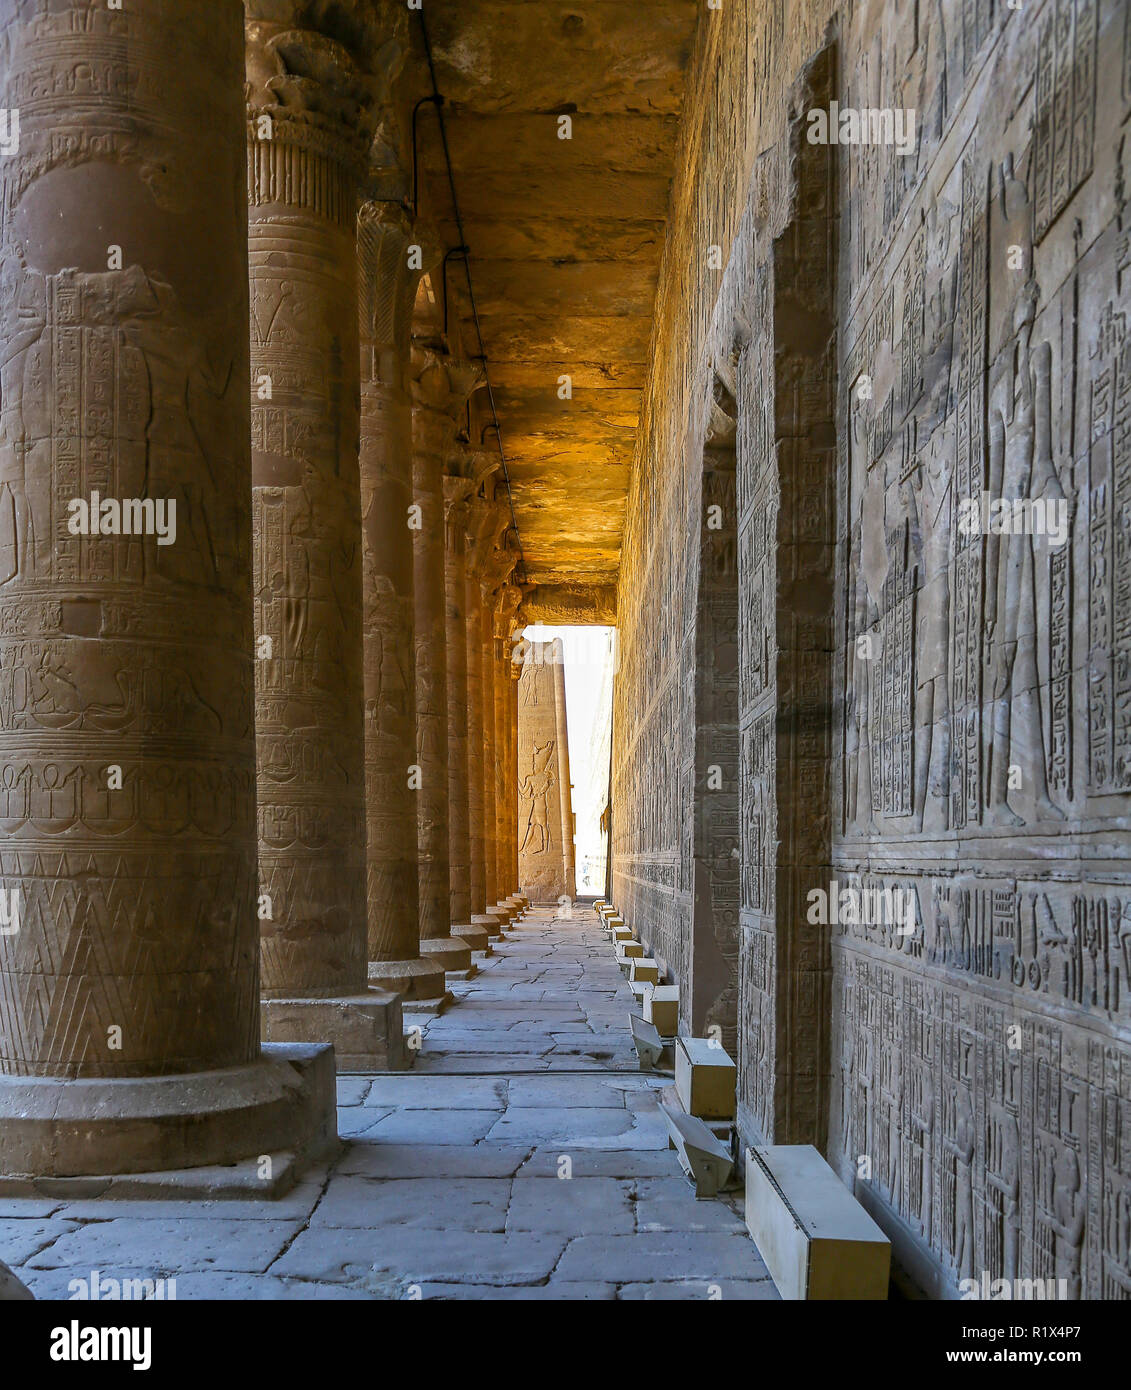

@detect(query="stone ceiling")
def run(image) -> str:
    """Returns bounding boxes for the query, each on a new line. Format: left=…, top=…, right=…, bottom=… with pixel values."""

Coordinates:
left=413, top=1, right=701, bottom=612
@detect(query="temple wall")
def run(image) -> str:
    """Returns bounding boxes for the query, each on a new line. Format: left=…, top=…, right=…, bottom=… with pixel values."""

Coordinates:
left=612, top=0, right=1131, bottom=1297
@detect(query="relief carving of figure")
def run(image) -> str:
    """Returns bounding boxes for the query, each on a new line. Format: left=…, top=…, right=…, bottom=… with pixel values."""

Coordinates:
left=984, top=277, right=1066, bottom=825
left=942, top=1083, right=976, bottom=1280
left=519, top=739, right=556, bottom=855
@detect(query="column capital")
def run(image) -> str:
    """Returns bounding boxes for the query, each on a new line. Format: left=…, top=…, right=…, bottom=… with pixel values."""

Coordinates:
left=442, top=473, right=476, bottom=539
left=410, top=346, right=487, bottom=419
left=466, top=494, right=511, bottom=575
left=358, top=204, right=439, bottom=372
left=478, top=523, right=520, bottom=600
left=246, top=22, right=381, bottom=172
left=494, top=581, right=526, bottom=668
left=449, top=445, right=501, bottom=489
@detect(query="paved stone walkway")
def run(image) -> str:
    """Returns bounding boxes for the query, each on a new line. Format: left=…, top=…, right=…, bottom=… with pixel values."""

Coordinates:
left=2, top=908, right=775, bottom=1300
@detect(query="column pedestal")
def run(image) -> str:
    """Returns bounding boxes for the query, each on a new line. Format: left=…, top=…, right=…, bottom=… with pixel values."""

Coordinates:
left=368, top=958, right=452, bottom=1014
left=0, top=1045, right=338, bottom=1192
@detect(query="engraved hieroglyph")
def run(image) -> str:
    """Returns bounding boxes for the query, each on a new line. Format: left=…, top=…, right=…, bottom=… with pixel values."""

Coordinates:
left=517, top=640, right=574, bottom=902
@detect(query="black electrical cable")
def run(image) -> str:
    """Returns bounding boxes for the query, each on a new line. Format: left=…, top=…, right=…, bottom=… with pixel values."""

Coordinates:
left=415, top=10, right=527, bottom=583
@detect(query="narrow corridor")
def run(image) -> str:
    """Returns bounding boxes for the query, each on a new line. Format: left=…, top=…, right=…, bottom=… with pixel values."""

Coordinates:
left=2, top=909, right=775, bottom=1301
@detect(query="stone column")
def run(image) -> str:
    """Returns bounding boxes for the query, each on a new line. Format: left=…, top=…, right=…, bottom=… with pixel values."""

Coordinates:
left=464, top=507, right=487, bottom=927
left=358, top=210, right=446, bottom=1005
left=0, top=0, right=335, bottom=1182
left=482, top=543, right=519, bottom=932
left=467, top=493, right=508, bottom=940
left=410, top=349, right=482, bottom=978
left=551, top=640, right=577, bottom=899
left=246, top=10, right=404, bottom=1070
left=444, top=473, right=490, bottom=955
left=496, top=584, right=524, bottom=908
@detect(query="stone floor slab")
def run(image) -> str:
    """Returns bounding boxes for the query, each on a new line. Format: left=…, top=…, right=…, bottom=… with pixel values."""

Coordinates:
left=311, top=1177, right=509, bottom=1231
left=272, top=1227, right=567, bottom=1286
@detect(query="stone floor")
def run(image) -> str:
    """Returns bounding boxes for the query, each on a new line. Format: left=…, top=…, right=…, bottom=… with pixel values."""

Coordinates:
left=1, top=908, right=776, bottom=1300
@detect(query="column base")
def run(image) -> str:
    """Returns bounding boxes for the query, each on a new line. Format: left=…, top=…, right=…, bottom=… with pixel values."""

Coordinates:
left=453, top=921, right=492, bottom=954
left=420, top=935, right=477, bottom=977
left=0, top=1043, right=339, bottom=1185
left=261, top=989, right=406, bottom=1071
left=484, top=906, right=512, bottom=934
left=476, top=909, right=506, bottom=938
left=368, top=955, right=449, bottom=1005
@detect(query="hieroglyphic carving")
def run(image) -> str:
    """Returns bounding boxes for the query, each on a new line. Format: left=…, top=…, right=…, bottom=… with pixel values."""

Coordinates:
left=1087, top=301, right=1131, bottom=794
left=950, top=151, right=988, bottom=831
left=1032, top=0, right=1097, bottom=243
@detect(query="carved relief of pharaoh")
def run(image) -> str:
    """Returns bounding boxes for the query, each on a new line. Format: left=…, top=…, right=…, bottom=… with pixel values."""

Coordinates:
left=984, top=277, right=1066, bottom=826
left=519, top=739, right=556, bottom=856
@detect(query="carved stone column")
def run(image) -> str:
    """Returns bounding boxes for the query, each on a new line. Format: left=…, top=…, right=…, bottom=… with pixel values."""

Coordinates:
left=507, top=637, right=524, bottom=905
left=0, top=0, right=336, bottom=1182
left=410, top=348, right=482, bottom=978
left=463, top=482, right=506, bottom=948
left=551, top=642, right=577, bottom=899
left=442, top=473, right=489, bottom=956
left=246, top=12, right=404, bottom=1068
left=481, top=538, right=519, bottom=932
left=357, top=208, right=445, bottom=1005
left=494, top=577, right=523, bottom=916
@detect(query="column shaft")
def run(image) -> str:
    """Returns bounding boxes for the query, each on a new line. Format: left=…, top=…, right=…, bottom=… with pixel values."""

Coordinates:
left=464, top=556, right=486, bottom=917
left=411, top=397, right=450, bottom=943
left=444, top=479, right=473, bottom=925
left=358, top=209, right=424, bottom=966
left=248, top=24, right=367, bottom=998
left=481, top=596, right=499, bottom=909
left=493, top=628, right=508, bottom=900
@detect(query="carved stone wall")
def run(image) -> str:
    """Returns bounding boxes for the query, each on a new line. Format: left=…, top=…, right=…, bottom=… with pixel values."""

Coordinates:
left=518, top=640, right=574, bottom=903
left=690, top=405, right=741, bottom=1058
left=611, top=0, right=1131, bottom=1297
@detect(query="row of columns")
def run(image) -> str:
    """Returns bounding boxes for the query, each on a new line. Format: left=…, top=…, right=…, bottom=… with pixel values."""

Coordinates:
left=0, top=0, right=526, bottom=1180
left=245, top=8, right=528, bottom=1031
